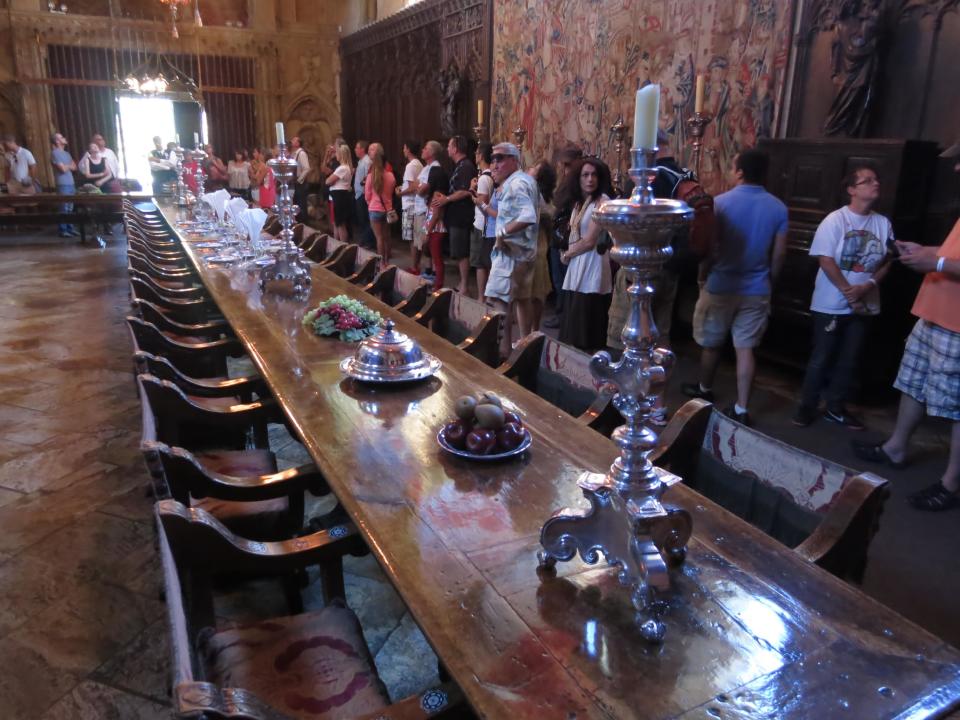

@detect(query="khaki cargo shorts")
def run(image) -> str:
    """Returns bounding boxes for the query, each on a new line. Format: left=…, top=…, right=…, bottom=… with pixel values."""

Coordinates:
left=693, top=290, right=770, bottom=349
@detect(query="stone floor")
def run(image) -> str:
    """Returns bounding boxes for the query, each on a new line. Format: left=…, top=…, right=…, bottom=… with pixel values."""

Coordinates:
left=0, top=230, right=437, bottom=719
left=0, top=228, right=958, bottom=718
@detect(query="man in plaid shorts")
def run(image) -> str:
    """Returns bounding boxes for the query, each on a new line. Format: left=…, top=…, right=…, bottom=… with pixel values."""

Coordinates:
left=853, top=217, right=960, bottom=511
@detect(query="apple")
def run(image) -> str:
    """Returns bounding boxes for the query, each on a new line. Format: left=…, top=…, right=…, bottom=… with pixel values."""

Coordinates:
left=502, top=410, right=523, bottom=429
left=496, top=422, right=525, bottom=452
left=444, top=420, right=468, bottom=450
left=466, top=428, right=497, bottom=455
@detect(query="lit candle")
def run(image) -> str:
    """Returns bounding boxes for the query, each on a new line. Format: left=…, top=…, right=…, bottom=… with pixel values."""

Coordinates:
left=175, top=133, right=180, bottom=146
left=477, top=99, right=484, bottom=122
left=193, top=132, right=199, bottom=146
left=695, top=74, right=705, bottom=114
left=275, top=122, right=285, bottom=146
left=632, top=83, right=660, bottom=149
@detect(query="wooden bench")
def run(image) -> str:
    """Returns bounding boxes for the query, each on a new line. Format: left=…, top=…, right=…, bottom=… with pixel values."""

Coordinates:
left=156, top=500, right=464, bottom=720
left=498, top=331, right=622, bottom=436
left=0, top=191, right=151, bottom=245
left=362, top=264, right=432, bottom=317
left=414, top=288, right=504, bottom=368
left=653, top=399, right=890, bottom=583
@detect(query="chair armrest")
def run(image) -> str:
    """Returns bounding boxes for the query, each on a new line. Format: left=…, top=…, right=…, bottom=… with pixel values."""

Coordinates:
left=174, top=681, right=297, bottom=720
left=577, top=394, right=622, bottom=438
left=794, top=471, right=889, bottom=582
left=363, top=264, right=397, bottom=298
left=457, top=311, right=505, bottom=368
left=650, top=399, right=712, bottom=479
left=497, top=331, right=545, bottom=385
left=413, top=288, right=453, bottom=328
left=157, top=499, right=366, bottom=575
left=352, top=682, right=467, bottom=720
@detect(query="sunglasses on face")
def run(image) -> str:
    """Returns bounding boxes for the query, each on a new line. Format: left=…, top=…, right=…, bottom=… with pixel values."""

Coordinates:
left=490, top=154, right=514, bottom=163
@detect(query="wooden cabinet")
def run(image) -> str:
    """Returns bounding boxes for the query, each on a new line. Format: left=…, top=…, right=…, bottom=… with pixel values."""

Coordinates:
left=757, top=138, right=939, bottom=395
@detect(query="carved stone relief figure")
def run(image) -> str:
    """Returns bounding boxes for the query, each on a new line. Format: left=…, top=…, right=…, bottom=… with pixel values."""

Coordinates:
left=822, top=0, right=883, bottom=136
left=439, top=59, right=462, bottom=137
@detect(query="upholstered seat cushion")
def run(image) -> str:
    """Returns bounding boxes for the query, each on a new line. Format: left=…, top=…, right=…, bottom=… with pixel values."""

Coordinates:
left=193, top=449, right=289, bottom=540
left=199, top=604, right=389, bottom=719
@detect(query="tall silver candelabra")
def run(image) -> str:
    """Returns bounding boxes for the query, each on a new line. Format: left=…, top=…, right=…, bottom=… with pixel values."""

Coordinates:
left=259, top=145, right=311, bottom=297
left=173, top=146, right=190, bottom=207
left=192, top=149, right=206, bottom=203
left=538, top=146, right=694, bottom=642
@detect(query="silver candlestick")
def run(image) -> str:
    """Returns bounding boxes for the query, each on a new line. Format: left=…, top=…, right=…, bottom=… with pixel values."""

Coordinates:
left=191, top=149, right=207, bottom=210
left=259, top=145, right=311, bottom=298
left=173, top=145, right=190, bottom=207
left=538, top=146, right=694, bottom=642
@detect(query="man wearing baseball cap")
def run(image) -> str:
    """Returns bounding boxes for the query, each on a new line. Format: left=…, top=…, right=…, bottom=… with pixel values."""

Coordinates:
left=475, top=142, right=539, bottom=355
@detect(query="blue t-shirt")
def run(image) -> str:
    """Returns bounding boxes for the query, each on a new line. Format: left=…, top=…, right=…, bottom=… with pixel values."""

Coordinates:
left=706, top=184, right=788, bottom=296
left=51, top=148, right=75, bottom=186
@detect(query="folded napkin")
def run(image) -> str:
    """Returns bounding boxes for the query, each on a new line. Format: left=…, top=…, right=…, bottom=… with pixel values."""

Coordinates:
left=240, top=207, right=267, bottom=244
left=225, top=196, right=248, bottom=226
left=203, top=189, right=231, bottom=223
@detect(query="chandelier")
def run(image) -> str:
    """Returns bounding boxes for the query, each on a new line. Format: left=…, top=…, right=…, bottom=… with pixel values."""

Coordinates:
left=158, top=0, right=192, bottom=38
left=120, top=54, right=200, bottom=102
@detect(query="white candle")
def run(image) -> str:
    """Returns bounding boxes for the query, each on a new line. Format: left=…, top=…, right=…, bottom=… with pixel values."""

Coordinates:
left=695, top=75, right=705, bottom=114
left=632, top=83, right=660, bottom=149
left=275, top=122, right=285, bottom=146
left=193, top=132, right=199, bottom=146
left=175, top=133, right=180, bottom=146
left=477, top=99, right=484, bottom=122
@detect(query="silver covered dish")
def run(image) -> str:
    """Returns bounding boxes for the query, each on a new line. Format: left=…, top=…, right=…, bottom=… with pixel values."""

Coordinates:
left=340, top=319, right=441, bottom=383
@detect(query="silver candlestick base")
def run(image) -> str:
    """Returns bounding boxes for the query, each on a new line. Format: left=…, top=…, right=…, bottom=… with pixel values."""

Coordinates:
left=173, top=146, right=191, bottom=207
left=190, top=149, right=207, bottom=215
left=538, top=146, right=694, bottom=642
left=259, top=146, right=311, bottom=298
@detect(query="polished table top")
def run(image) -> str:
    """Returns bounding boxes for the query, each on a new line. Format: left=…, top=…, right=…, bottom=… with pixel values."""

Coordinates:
left=159, top=202, right=960, bottom=719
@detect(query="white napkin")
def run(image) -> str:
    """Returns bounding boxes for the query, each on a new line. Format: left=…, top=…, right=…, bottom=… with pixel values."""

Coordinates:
left=225, top=196, right=248, bottom=226
left=203, top=189, right=231, bottom=223
left=240, top=208, right=267, bottom=244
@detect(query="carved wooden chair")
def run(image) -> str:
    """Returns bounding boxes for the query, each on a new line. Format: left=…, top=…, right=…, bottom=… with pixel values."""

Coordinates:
left=138, top=372, right=280, bottom=451
left=497, top=332, right=621, bottom=437
left=157, top=500, right=464, bottom=720
left=363, top=265, right=432, bottom=317
left=128, top=251, right=197, bottom=286
left=134, top=350, right=263, bottom=404
left=129, top=277, right=223, bottom=325
left=414, top=288, right=504, bottom=368
left=320, top=242, right=357, bottom=278
left=653, top=399, right=890, bottom=583
left=131, top=299, right=234, bottom=343
left=129, top=269, right=207, bottom=301
left=126, top=316, right=243, bottom=379
left=344, top=246, right=380, bottom=285
left=304, top=233, right=344, bottom=264
left=128, top=237, right=187, bottom=265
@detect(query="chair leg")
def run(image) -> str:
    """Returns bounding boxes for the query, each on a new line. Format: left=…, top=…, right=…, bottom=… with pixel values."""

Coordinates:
left=320, top=555, right=345, bottom=605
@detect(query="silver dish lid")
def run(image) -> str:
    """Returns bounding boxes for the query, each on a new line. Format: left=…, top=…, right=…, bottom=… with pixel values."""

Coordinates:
left=340, top=319, right=441, bottom=382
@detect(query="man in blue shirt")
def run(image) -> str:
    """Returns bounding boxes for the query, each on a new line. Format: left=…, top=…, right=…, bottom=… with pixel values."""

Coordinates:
left=50, top=132, right=78, bottom=238
left=682, top=149, right=788, bottom=425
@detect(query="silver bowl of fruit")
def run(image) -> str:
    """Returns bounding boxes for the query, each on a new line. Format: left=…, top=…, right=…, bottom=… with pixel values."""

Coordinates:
left=437, top=391, right=531, bottom=460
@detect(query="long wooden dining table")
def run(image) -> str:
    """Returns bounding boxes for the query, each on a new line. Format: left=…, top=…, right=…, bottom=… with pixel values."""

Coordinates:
left=158, top=201, right=960, bottom=719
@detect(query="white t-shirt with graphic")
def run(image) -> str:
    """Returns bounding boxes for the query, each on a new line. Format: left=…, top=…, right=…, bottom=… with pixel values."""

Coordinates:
left=809, top=206, right=893, bottom=315
left=331, top=164, right=352, bottom=191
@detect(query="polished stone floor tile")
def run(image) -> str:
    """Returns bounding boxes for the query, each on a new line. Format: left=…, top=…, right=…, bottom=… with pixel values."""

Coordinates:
left=91, top=619, right=171, bottom=704
left=38, top=680, right=170, bottom=720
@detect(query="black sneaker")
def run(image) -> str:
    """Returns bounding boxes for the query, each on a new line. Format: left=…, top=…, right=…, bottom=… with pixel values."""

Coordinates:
left=823, top=408, right=865, bottom=431
left=722, top=406, right=751, bottom=426
left=681, top=383, right=714, bottom=402
left=792, top=405, right=817, bottom=427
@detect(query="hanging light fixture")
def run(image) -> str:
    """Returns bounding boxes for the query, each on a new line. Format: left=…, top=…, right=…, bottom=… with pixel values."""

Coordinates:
left=158, top=0, right=191, bottom=38
left=119, top=54, right=201, bottom=102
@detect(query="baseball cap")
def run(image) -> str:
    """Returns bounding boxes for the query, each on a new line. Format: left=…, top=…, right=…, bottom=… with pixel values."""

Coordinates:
left=491, top=142, right=521, bottom=159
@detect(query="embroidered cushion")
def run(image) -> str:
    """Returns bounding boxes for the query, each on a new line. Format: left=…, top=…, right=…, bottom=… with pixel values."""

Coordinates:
left=199, top=604, right=389, bottom=719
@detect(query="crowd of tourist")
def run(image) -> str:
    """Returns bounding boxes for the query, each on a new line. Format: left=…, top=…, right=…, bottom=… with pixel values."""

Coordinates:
left=3, top=126, right=957, bottom=512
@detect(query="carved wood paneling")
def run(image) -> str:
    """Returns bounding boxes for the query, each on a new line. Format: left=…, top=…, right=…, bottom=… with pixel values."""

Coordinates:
left=340, top=0, right=492, bottom=171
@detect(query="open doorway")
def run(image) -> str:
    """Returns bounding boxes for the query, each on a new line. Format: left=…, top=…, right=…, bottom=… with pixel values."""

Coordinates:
left=116, top=96, right=176, bottom=191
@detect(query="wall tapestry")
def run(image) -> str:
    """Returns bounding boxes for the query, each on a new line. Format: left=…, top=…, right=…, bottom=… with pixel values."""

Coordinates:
left=492, top=0, right=794, bottom=193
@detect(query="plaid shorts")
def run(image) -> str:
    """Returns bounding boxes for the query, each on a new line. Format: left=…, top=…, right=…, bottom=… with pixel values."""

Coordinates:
left=894, top=319, right=960, bottom=420
left=402, top=209, right=415, bottom=242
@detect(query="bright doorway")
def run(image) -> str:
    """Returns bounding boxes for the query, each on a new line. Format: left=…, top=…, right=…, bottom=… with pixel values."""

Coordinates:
left=117, top=96, right=176, bottom=191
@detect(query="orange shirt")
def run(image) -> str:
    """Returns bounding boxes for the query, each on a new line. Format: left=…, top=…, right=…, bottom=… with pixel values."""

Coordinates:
left=912, top=218, right=960, bottom=332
